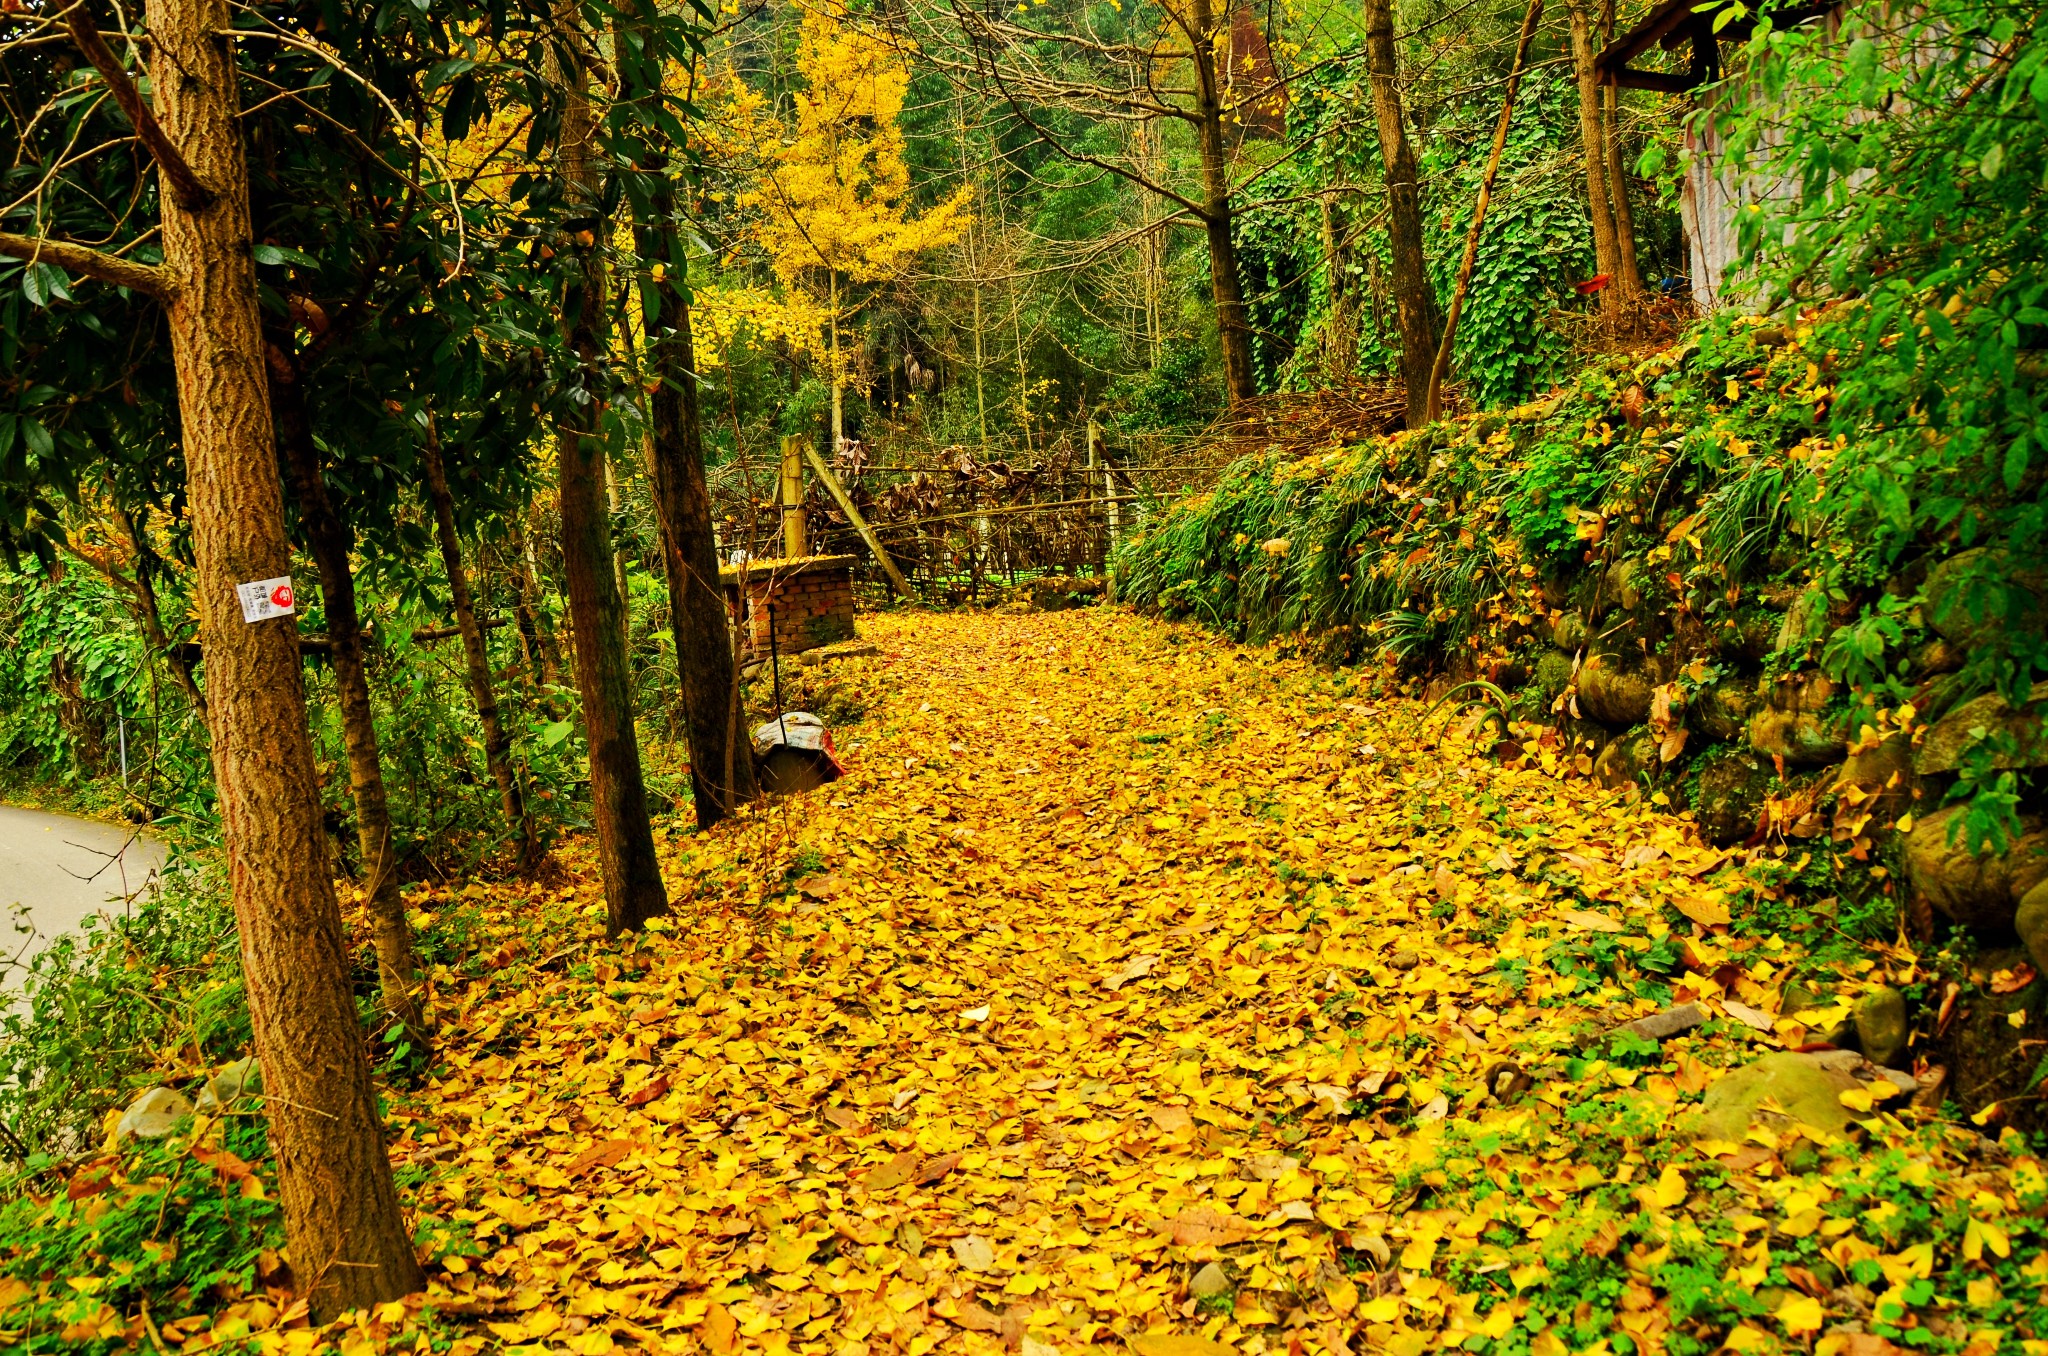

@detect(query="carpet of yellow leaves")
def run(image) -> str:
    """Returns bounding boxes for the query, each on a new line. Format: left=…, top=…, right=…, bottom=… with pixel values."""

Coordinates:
left=309, top=609, right=2041, bottom=1356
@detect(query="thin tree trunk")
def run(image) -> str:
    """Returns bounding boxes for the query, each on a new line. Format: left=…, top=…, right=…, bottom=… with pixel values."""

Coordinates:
left=268, top=345, right=428, bottom=1044
left=1601, top=0, right=1644, bottom=306
left=1188, top=0, right=1257, bottom=405
left=114, top=507, right=208, bottom=722
left=551, top=1, right=669, bottom=936
left=147, top=0, right=421, bottom=1317
left=829, top=269, right=844, bottom=455
left=1361, top=0, right=1437, bottom=427
left=514, top=516, right=561, bottom=686
left=1424, top=0, right=1545, bottom=423
left=420, top=417, right=540, bottom=871
left=1572, top=0, right=1624, bottom=325
left=610, top=15, right=757, bottom=828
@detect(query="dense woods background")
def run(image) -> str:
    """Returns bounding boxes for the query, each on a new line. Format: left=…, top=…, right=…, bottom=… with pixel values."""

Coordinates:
left=1, top=0, right=2045, bottom=1344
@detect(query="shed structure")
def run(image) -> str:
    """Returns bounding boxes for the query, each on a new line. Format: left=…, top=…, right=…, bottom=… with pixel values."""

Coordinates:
left=721, top=555, right=859, bottom=658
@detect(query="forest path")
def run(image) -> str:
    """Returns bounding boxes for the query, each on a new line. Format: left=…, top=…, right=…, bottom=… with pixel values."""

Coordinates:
left=414, top=608, right=1804, bottom=1354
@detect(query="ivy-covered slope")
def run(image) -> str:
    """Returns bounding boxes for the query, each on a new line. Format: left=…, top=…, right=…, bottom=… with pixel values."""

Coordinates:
left=1114, top=310, right=2048, bottom=1124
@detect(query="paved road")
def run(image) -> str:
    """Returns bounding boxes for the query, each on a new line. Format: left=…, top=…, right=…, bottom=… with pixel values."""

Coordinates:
left=0, top=804, right=166, bottom=990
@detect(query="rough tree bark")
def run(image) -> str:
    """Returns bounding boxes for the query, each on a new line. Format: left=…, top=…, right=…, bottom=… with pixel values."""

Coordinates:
left=610, top=23, right=757, bottom=828
left=1361, top=0, right=1437, bottom=427
left=551, top=3, right=669, bottom=935
left=1187, top=0, right=1258, bottom=406
left=268, top=346, right=428, bottom=1045
left=1572, top=0, right=1625, bottom=325
left=420, top=418, right=541, bottom=870
left=145, top=0, right=422, bottom=1316
left=1601, top=0, right=1645, bottom=305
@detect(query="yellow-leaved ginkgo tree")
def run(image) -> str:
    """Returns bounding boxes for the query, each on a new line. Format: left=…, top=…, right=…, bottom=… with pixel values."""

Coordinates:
left=706, top=0, right=970, bottom=454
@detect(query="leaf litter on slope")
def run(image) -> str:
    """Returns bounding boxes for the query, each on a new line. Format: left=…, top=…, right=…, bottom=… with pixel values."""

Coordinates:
left=279, top=610, right=2041, bottom=1356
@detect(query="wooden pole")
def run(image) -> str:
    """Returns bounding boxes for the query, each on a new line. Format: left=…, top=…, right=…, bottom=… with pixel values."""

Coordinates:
left=780, top=434, right=808, bottom=558
left=1423, top=0, right=1545, bottom=424
left=801, top=441, right=913, bottom=597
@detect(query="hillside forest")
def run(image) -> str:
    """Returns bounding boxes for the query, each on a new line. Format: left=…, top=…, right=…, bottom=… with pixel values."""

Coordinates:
left=1, top=0, right=2047, bottom=1352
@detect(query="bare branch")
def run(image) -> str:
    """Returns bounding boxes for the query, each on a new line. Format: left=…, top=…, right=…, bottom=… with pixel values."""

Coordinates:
left=0, top=229, right=169, bottom=296
left=65, top=1, right=216, bottom=209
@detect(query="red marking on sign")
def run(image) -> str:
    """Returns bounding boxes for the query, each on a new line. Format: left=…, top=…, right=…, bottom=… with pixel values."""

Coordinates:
left=270, top=584, right=295, bottom=609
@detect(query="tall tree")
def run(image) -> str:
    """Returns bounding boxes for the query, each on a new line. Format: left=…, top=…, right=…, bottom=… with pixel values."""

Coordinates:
left=933, top=0, right=1275, bottom=405
left=550, top=0, right=670, bottom=935
left=1571, top=0, right=1625, bottom=324
left=269, top=349, right=428, bottom=1043
left=0, top=0, right=430, bottom=1316
left=707, top=0, right=970, bottom=452
left=421, top=416, right=541, bottom=868
left=1361, top=0, right=1437, bottom=426
left=613, top=0, right=758, bottom=829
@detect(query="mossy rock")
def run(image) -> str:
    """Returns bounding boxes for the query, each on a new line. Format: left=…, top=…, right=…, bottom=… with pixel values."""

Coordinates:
left=1924, top=547, right=2048, bottom=648
left=1692, top=746, right=1773, bottom=847
left=1916, top=681, right=2048, bottom=775
left=1695, top=679, right=1759, bottom=742
left=1534, top=651, right=1576, bottom=699
left=2017, top=880, right=2048, bottom=974
left=1852, top=986, right=1910, bottom=1069
left=1904, top=805, right=2048, bottom=927
left=1551, top=612, right=1589, bottom=652
left=1594, top=728, right=1663, bottom=790
left=1687, top=1052, right=1861, bottom=1142
left=1578, top=653, right=1653, bottom=726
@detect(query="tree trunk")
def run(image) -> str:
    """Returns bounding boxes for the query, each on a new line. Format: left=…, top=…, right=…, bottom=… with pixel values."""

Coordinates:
left=1572, top=0, right=1624, bottom=325
left=609, top=28, right=757, bottom=828
left=512, top=516, right=561, bottom=687
left=1361, top=0, right=1437, bottom=427
left=114, top=507, right=209, bottom=722
left=1187, top=0, right=1257, bottom=406
left=268, top=346, right=427, bottom=1045
left=551, top=2, right=669, bottom=937
left=1424, top=0, right=1545, bottom=423
left=829, top=269, right=845, bottom=455
left=1601, top=0, right=1645, bottom=306
left=147, top=0, right=421, bottom=1318
left=420, top=417, right=540, bottom=871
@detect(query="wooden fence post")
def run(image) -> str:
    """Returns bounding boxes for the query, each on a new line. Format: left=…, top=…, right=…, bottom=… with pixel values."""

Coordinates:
left=780, top=435, right=808, bottom=558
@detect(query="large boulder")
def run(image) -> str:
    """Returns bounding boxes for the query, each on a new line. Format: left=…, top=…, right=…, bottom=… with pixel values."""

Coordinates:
left=1916, top=681, right=2048, bottom=775
left=1577, top=653, right=1653, bottom=726
left=1692, top=748, right=1774, bottom=847
left=1748, top=673, right=1846, bottom=764
left=1924, top=548, right=2048, bottom=648
left=1695, top=679, right=1759, bottom=743
left=1833, top=732, right=1917, bottom=822
left=2016, top=880, right=2048, bottom=975
left=1689, top=1051, right=1862, bottom=1142
left=1904, top=805, right=2048, bottom=927
left=1775, top=588, right=1831, bottom=655
left=1594, top=729, right=1662, bottom=790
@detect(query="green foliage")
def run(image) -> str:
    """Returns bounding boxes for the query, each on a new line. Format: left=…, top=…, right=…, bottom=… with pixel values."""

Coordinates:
left=0, top=864, right=242, bottom=1157
left=0, top=1120, right=283, bottom=1355
left=1707, top=0, right=2048, bottom=843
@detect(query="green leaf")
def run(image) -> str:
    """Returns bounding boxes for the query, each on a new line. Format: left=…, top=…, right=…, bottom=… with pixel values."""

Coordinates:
left=1979, top=142, right=2005, bottom=180
left=2002, top=437, right=2030, bottom=492
left=250, top=245, right=317, bottom=268
left=21, top=263, right=69, bottom=308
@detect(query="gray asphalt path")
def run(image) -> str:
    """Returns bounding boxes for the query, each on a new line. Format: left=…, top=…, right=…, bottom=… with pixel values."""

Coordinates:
left=0, top=804, right=166, bottom=990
